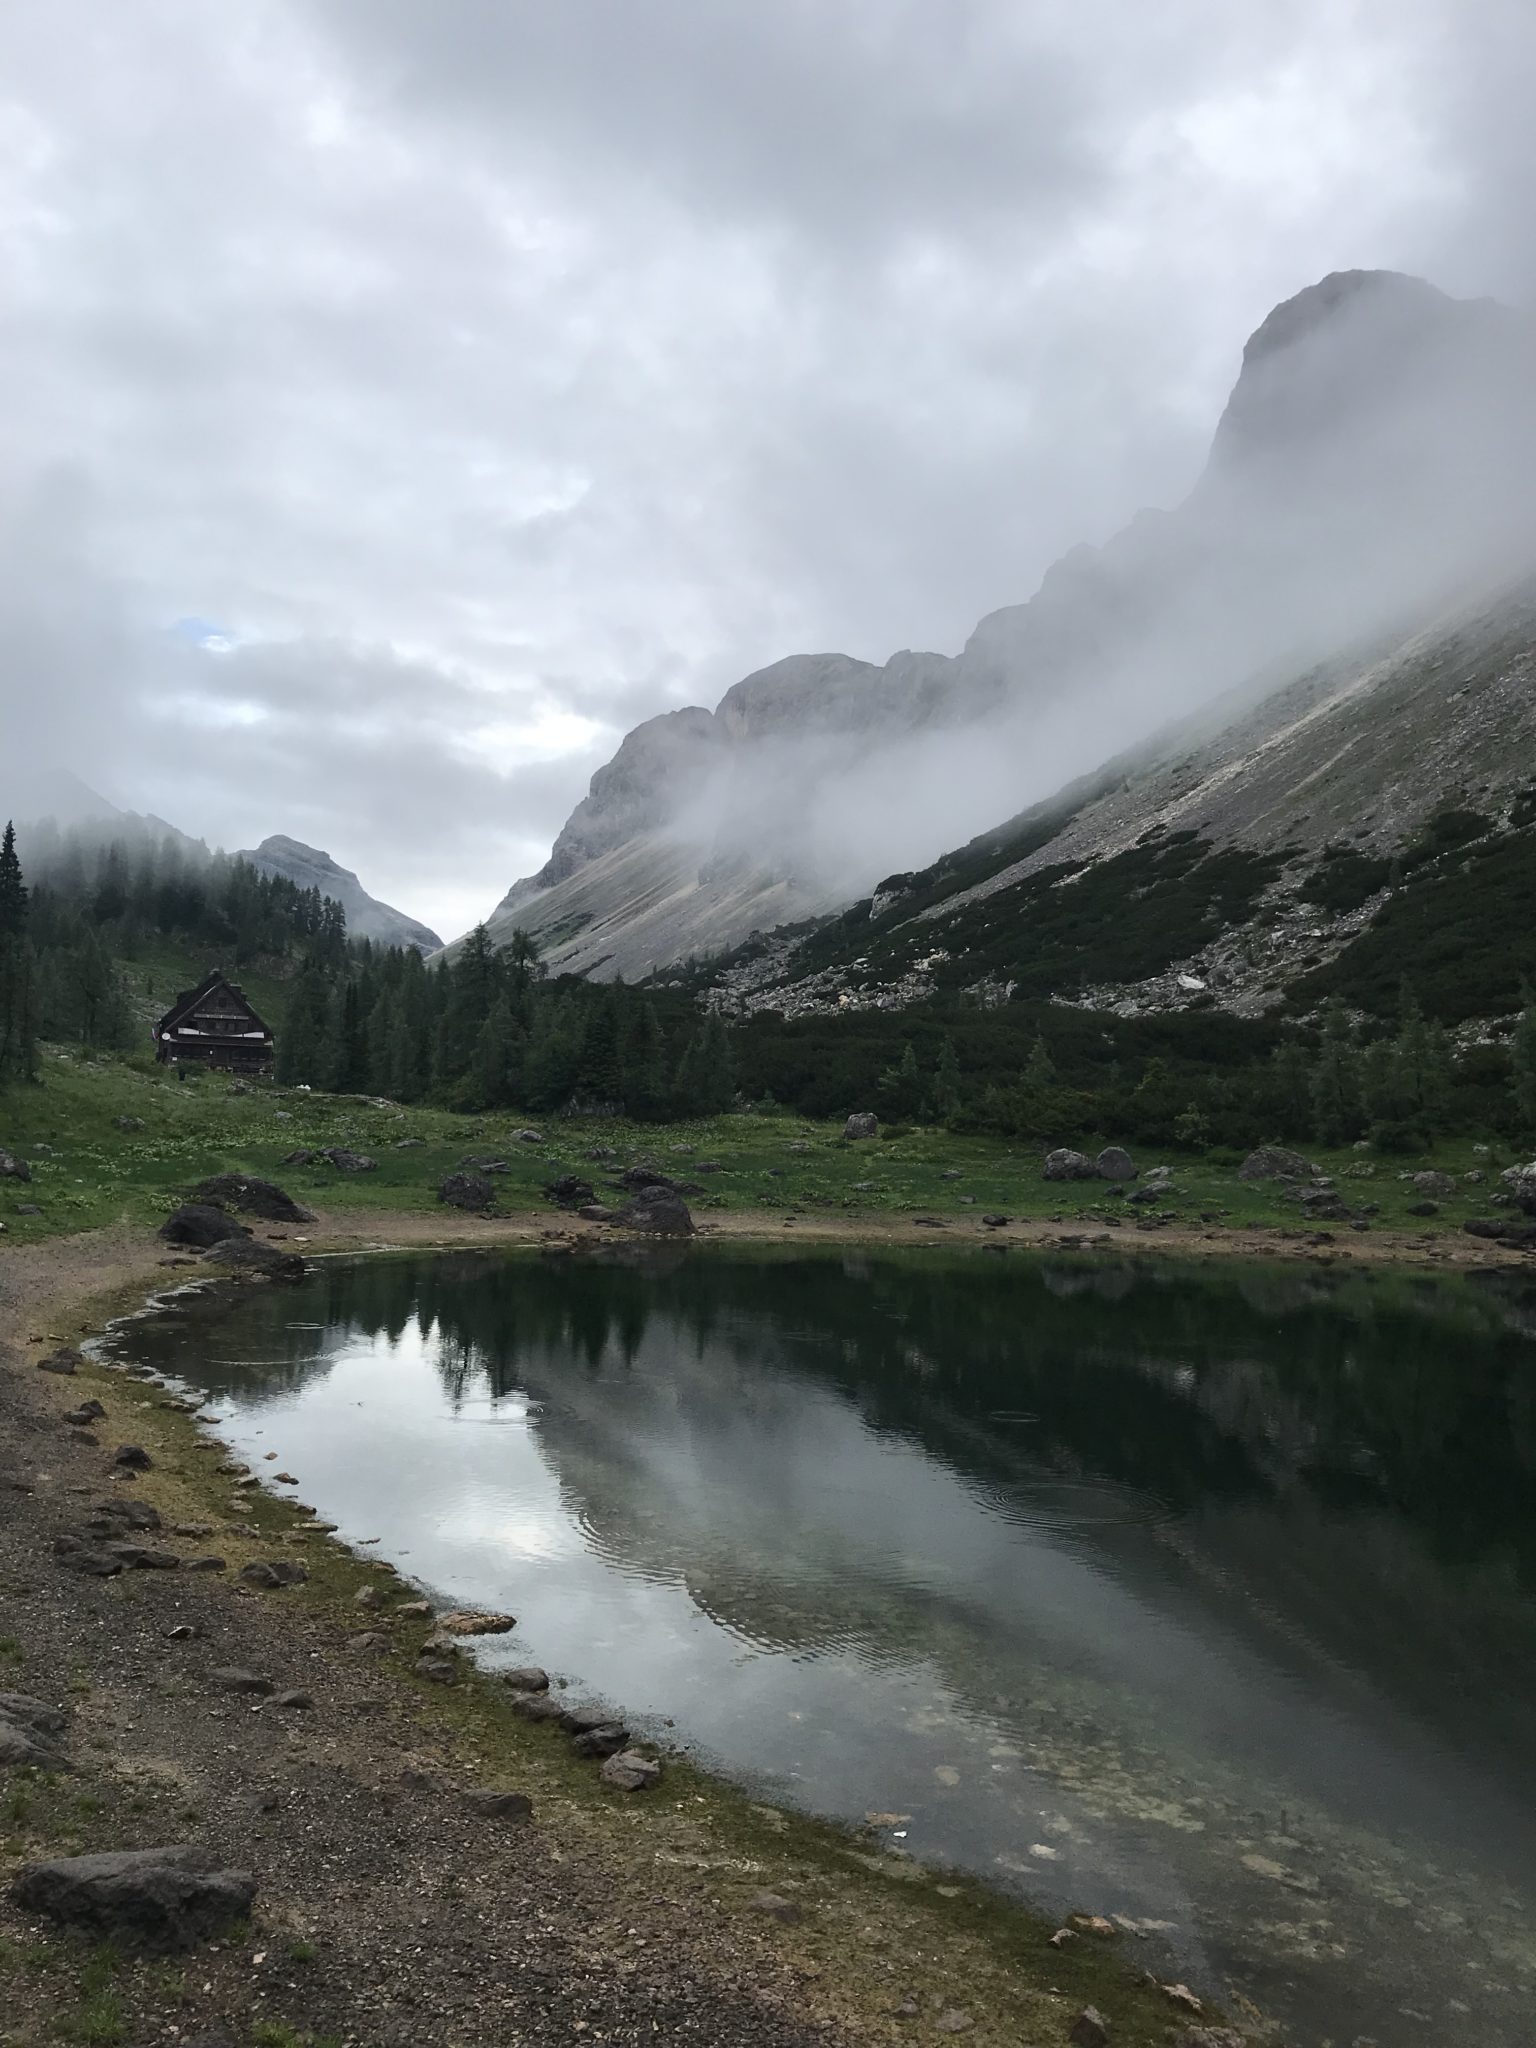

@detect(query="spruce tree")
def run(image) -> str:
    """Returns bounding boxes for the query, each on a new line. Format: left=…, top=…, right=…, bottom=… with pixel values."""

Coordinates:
left=1268, top=1040, right=1313, bottom=1138
left=470, top=995, right=525, bottom=1109
left=1023, top=1034, right=1056, bottom=1092
left=877, top=1042, right=922, bottom=1121
left=0, top=823, right=37, bottom=1087
left=675, top=1010, right=735, bottom=1116
left=930, top=1037, right=963, bottom=1124
left=1310, top=1001, right=1362, bottom=1144
left=620, top=996, right=670, bottom=1120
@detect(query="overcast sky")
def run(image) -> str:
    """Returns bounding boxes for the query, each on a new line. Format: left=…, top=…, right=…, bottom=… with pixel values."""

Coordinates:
left=1, top=0, right=1531, bottom=939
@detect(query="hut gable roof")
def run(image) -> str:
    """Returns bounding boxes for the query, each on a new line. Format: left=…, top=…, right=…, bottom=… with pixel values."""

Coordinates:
left=154, top=970, right=273, bottom=1043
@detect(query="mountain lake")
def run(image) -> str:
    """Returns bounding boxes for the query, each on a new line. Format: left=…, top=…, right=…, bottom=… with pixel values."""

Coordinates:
left=100, top=1244, right=1536, bottom=2048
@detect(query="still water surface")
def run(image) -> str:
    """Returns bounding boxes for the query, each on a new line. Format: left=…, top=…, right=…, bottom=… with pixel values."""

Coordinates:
left=105, top=1246, right=1536, bottom=2046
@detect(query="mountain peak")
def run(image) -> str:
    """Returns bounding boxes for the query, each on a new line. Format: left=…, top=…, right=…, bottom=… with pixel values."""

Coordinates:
left=239, top=836, right=442, bottom=954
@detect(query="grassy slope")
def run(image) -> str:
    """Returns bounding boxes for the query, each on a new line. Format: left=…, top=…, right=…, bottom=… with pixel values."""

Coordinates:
left=0, top=1046, right=1523, bottom=1246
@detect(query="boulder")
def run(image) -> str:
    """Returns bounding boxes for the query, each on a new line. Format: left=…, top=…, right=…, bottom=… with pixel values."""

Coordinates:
left=599, top=1749, right=662, bottom=1791
left=1410, top=1170, right=1456, bottom=1198
left=577, top=1204, right=618, bottom=1223
left=319, top=1148, right=376, bottom=1173
left=188, top=1174, right=315, bottom=1223
left=158, top=1204, right=251, bottom=1249
left=501, top=1667, right=550, bottom=1693
left=113, top=1444, right=152, bottom=1470
left=0, top=1694, right=68, bottom=1769
left=1094, top=1147, right=1137, bottom=1181
left=1126, top=1186, right=1163, bottom=1206
left=1406, top=1200, right=1439, bottom=1218
left=513, top=1128, right=545, bottom=1144
left=12, top=1846, right=257, bottom=1949
left=1500, top=1162, right=1536, bottom=1215
left=511, top=1692, right=568, bottom=1723
left=280, top=1148, right=317, bottom=1166
left=235, top=1560, right=307, bottom=1589
left=1043, top=1149, right=1096, bottom=1181
left=545, top=1175, right=597, bottom=1208
left=37, top=1348, right=82, bottom=1376
left=615, top=1186, right=694, bottom=1235
left=439, top=1171, right=495, bottom=1212
left=1464, top=1218, right=1536, bottom=1249
left=0, top=1148, right=31, bottom=1182
left=202, top=1239, right=306, bottom=1281
left=1068, top=2012, right=1110, bottom=2048
left=843, top=1113, right=878, bottom=1141
left=1238, top=1146, right=1316, bottom=1181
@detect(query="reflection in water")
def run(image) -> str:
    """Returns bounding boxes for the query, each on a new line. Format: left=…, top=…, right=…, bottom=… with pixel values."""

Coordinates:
left=107, top=1247, right=1536, bottom=2048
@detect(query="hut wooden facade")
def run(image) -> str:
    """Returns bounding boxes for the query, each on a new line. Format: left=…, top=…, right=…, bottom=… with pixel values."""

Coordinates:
left=153, top=971, right=275, bottom=1074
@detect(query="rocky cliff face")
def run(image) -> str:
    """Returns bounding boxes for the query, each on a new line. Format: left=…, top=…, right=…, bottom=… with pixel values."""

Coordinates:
left=479, top=271, right=1536, bottom=979
left=238, top=836, right=442, bottom=954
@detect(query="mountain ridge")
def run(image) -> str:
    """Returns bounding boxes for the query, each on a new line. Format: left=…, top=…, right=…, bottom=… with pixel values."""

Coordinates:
left=237, top=835, right=442, bottom=954
left=477, top=269, right=1536, bottom=979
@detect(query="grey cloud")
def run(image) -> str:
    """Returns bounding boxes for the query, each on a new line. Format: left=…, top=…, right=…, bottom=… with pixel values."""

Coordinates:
left=0, top=0, right=1531, bottom=941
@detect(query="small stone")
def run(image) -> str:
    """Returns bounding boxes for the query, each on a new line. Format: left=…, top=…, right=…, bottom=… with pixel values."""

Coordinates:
left=38, top=1348, right=82, bottom=1376
left=353, top=1585, right=386, bottom=1610
left=750, top=1890, right=803, bottom=1923
left=236, top=1560, right=307, bottom=1589
left=1160, top=1985, right=1204, bottom=2015
left=434, top=1609, right=515, bottom=1637
left=113, top=1444, right=152, bottom=1470
left=1174, top=2031, right=1248, bottom=2048
left=599, top=1749, right=662, bottom=1792
left=210, top=1669, right=273, bottom=1695
left=560, top=1701, right=622, bottom=1734
left=936, top=2013, right=973, bottom=2035
left=64, top=1402, right=106, bottom=1425
left=1048, top=1928, right=1078, bottom=1948
left=346, top=1631, right=390, bottom=1655
left=184, top=1557, right=227, bottom=1573
left=272, top=1691, right=312, bottom=1710
left=892, top=1994, right=920, bottom=2020
left=511, top=1692, right=567, bottom=1723
left=571, top=1724, right=629, bottom=1758
left=1069, top=2010, right=1110, bottom=2048
left=166, top=1625, right=199, bottom=1640
left=413, top=1656, right=458, bottom=1685
left=1069, top=1914, right=1118, bottom=1937
left=396, top=1600, right=432, bottom=1618
left=464, top=1789, right=534, bottom=1822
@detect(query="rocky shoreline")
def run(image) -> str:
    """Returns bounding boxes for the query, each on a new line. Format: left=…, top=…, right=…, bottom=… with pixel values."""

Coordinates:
left=0, top=1220, right=1239, bottom=2048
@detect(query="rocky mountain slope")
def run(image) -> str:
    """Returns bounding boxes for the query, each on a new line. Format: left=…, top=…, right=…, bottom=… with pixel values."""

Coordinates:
left=481, top=270, right=1536, bottom=978
left=237, top=835, right=442, bottom=953
left=706, top=576, right=1536, bottom=1029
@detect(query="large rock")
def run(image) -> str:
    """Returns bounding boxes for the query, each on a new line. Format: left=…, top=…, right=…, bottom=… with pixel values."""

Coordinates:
left=843, top=1113, right=878, bottom=1141
left=12, top=1846, right=257, bottom=1948
left=1410, top=1169, right=1456, bottom=1198
left=615, top=1185, right=694, bottom=1235
left=599, top=1750, right=662, bottom=1791
left=1500, top=1162, right=1536, bottom=1215
left=545, top=1175, right=596, bottom=1208
left=1094, top=1147, right=1137, bottom=1181
left=0, top=1694, right=68, bottom=1770
left=0, top=1148, right=31, bottom=1182
left=1043, top=1149, right=1096, bottom=1181
left=439, top=1171, right=495, bottom=1212
left=188, top=1174, right=314, bottom=1223
left=1465, top=1218, right=1536, bottom=1249
left=202, top=1238, right=306, bottom=1281
left=1238, top=1146, right=1317, bottom=1181
left=158, top=1204, right=251, bottom=1249
left=318, top=1147, right=375, bottom=1173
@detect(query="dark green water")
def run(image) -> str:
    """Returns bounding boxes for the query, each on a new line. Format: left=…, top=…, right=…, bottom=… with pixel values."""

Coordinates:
left=105, top=1246, right=1536, bottom=2046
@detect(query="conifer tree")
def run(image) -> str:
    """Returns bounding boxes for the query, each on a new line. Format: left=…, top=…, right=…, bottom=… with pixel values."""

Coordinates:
left=675, top=1009, right=735, bottom=1116
left=0, top=822, right=37, bottom=1087
left=1023, top=1034, right=1056, bottom=1092
left=1310, top=1001, right=1362, bottom=1144
left=930, top=1037, right=963, bottom=1124
left=620, top=995, right=670, bottom=1120
left=470, top=994, right=525, bottom=1109
left=877, top=1042, right=922, bottom=1121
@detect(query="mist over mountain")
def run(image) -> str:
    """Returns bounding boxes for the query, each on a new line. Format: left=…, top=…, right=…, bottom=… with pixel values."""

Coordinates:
left=237, top=836, right=442, bottom=955
left=478, top=271, right=1536, bottom=979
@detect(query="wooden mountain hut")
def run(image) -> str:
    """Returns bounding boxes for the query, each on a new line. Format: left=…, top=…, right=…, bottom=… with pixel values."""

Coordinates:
left=152, top=970, right=275, bottom=1074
